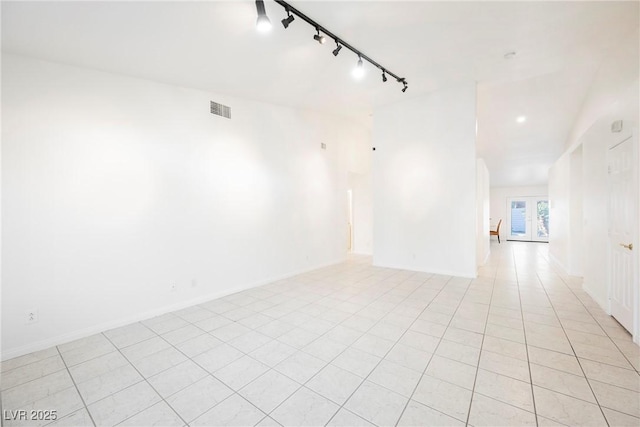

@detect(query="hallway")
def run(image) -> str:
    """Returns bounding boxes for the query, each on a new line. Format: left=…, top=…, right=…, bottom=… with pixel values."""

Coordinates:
left=1, top=242, right=639, bottom=426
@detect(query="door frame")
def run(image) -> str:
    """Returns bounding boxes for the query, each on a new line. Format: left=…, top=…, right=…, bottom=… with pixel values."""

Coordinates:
left=506, top=196, right=549, bottom=242
left=607, top=131, right=639, bottom=343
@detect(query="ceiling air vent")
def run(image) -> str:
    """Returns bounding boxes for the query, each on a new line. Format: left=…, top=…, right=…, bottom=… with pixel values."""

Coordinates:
left=210, top=101, right=231, bottom=119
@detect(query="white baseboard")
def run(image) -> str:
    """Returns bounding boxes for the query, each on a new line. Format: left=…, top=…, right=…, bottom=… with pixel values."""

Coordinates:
left=1, top=257, right=345, bottom=361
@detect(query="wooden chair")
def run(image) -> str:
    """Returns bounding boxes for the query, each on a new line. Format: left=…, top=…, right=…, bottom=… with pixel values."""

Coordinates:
left=490, top=219, right=502, bottom=243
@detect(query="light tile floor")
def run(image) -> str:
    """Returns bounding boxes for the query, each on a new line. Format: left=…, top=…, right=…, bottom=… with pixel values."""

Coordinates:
left=1, top=242, right=639, bottom=426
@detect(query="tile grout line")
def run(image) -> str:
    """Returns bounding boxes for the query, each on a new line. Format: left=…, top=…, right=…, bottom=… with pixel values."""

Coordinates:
left=129, top=328, right=278, bottom=426
left=4, top=261, right=373, bottom=427
left=328, top=278, right=445, bottom=424
left=543, top=249, right=640, bottom=374
left=54, top=346, right=97, bottom=427
left=0, top=353, right=62, bottom=376
left=319, top=273, right=443, bottom=427
left=393, top=275, right=478, bottom=426
left=123, top=262, right=384, bottom=426
left=247, top=272, right=386, bottom=423
left=100, top=285, right=313, bottom=426
left=7, top=252, right=635, bottom=427
left=260, top=268, right=425, bottom=427
left=257, top=268, right=437, bottom=425
left=464, top=258, right=498, bottom=426
left=146, top=266, right=381, bottom=426
left=511, top=244, right=539, bottom=427
left=99, top=332, right=191, bottom=427
left=0, top=366, right=69, bottom=395
left=532, top=247, right=610, bottom=426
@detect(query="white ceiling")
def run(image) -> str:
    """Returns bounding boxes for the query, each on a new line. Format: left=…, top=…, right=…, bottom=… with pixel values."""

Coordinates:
left=2, top=1, right=638, bottom=186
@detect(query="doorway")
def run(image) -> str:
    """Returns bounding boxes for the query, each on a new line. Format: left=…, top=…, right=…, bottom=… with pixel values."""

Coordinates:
left=507, top=196, right=549, bottom=242
left=608, top=135, right=638, bottom=334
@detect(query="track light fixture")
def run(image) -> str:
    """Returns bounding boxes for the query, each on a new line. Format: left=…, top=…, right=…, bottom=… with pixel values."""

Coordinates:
left=332, top=42, right=342, bottom=57
left=255, top=0, right=272, bottom=32
left=257, top=0, right=408, bottom=92
left=281, top=10, right=295, bottom=29
left=313, top=28, right=326, bottom=44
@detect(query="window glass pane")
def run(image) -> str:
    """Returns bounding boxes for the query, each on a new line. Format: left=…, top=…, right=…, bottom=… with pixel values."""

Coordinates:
left=537, top=200, right=549, bottom=237
left=510, top=201, right=527, bottom=236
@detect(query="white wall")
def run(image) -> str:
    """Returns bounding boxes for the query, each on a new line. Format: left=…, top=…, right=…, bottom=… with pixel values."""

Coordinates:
left=569, top=146, right=584, bottom=276
left=581, top=126, right=612, bottom=309
left=372, top=83, right=477, bottom=277
left=580, top=103, right=637, bottom=311
left=1, top=54, right=370, bottom=359
left=565, top=27, right=640, bottom=150
left=553, top=99, right=638, bottom=310
left=346, top=119, right=373, bottom=255
left=548, top=156, right=571, bottom=271
left=348, top=172, right=373, bottom=255
left=489, top=185, right=548, bottom=241
left=476, top=159, right=490, bottom=267
left=548, top=24, right=639, bottom=328
left=548, top=147, right=584, bottom=276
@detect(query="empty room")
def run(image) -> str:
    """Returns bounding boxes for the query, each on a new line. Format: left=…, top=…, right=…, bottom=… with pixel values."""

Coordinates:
left=1, top=1, right=639, bottom=426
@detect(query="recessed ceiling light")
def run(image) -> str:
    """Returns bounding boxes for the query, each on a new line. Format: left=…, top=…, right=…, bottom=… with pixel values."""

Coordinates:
left=516, top=116, right=526, bottom=123
left=504, top=51, right=516, bottom=60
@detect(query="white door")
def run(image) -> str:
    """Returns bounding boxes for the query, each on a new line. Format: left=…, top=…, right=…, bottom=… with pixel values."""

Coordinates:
left=507, top=197, right=549, bottom=242
left=507, top=198, right=531, bottom=241
left=608, top=136, right=637, bottom=333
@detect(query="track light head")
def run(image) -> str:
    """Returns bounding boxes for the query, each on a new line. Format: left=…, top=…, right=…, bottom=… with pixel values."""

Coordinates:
left=313, top=29, right=326, bottom=44
left=382, top=71, right=388, bottom=82
left=255, top=0, right=271, bottom=32
left=353, top=56, right=364, bottom=79
left=332, top=43, right=342, bottom=57
left=402, top=82, right=408, bottom=93
left=281, top=11, right=295, bottom=29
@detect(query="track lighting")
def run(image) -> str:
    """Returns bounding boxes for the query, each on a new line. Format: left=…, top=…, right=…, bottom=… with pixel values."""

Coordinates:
left=260, top=0, right=408, bottom=91
left=255, top=0, right=272, bottom=32
left=313, top=29, right=326, bottom=44
left=332, top=43, right=342, bottom=57
left=353, top=56, right=364, bottom=79
left=281, top=10, right=294, bottom=29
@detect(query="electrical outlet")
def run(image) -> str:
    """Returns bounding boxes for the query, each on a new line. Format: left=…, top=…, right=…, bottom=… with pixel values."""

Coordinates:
left=191, top=279, right=197, bottom=288
left=170, top=283, right=177, bottom=292
left=26, top=309, right=39, bottom=325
